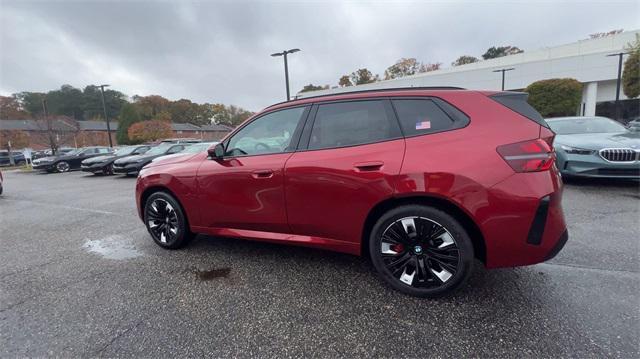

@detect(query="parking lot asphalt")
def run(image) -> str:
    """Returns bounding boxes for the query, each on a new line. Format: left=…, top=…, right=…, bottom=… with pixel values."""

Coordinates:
left=1, top=170, right=638, bottom=357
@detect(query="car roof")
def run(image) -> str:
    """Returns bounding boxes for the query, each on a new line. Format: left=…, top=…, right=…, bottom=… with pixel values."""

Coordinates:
left=545, top=116, right=610, bottom=122
left=265, top=87, right=469, bottom=112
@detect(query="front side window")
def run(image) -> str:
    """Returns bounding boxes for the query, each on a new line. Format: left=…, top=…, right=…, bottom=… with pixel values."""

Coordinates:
left=392, top=99, right=456, bottom=136
left=225, top=107, right=306, bottom=156
left=308, top=100, right=400, bottom=150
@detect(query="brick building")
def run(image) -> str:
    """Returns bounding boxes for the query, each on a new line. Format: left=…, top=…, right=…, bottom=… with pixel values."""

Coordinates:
left=0, top=118, right=233, bottom=150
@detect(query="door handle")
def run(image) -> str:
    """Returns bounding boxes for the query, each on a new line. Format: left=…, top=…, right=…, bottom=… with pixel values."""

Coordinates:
left=251, top=169, right=274, bottom=178
left=354, top=161, right=384, bottom=172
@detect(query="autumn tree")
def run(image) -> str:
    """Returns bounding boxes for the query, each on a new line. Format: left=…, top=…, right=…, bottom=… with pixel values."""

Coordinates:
left=127, top=120, right=172, bottom=143
left=350, top=68, right=379, bottom=85
left=299, top=84, right=328, bottom=93
left=0, top=95, right=29, bottom=119
left=482, top=46, right=523, bottom=60
left=338, top=75, right=353, bottom=87
left=384, top=58, right=423, bottom=80
left=525, top=78, right=582, bottom=117
left=117, top=103, right=141, bottom=145
left=622, top=34, right=640, bottom=99
left=133, top=95, right=171, bottom=121
left=452, top=55, right=480, bottom=66
left=210, top=104, right=253, bottom=128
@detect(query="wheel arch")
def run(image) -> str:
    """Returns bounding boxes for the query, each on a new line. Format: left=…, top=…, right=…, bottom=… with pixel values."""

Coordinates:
left=361, top=195, right=487, bottom=264
left=139, top=185, right=191, bottom=227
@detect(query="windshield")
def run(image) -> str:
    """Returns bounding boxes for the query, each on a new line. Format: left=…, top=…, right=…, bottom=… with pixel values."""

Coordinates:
left=114, top=146, right=137, bottom=156
left=180, top=143, right=214, bottom=154
left=144, top=143, right=172, bottom=156
left=548, top=117, right=628, bottom=135
left=63, top=149, right=83, bottom=156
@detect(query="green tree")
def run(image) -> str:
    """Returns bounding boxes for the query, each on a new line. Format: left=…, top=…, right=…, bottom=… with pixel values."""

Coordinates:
left=482, top=46, right=523, bottom=60
left=82, top=85, right=127, bottom=120
left=384, top=58, right=423, bottom=80
left=338, top=75, right=353, bottom=87
left=524, top=78, right=583, bottom=117
left=299, top=84, right=328, bottom=93
left=116, top=103, right=141, bottom=145
left=44, top=85, right=85, bottom=120
left=622, top=34, right=640, bottom=99
left=15, top=92, right=46, bottom=115
left=350, top=68, right=379, bottom=85
left=452, top=55, right=480, bottom=66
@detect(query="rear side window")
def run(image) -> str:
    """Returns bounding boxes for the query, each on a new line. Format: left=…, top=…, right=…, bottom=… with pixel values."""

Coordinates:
left=490, top=92, right=548, bottom=128
left=392, top=99, right=460, bottom=136
left=308, top=100, right=401, bottom=150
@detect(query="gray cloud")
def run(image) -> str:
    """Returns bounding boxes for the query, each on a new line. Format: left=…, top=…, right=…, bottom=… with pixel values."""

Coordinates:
left=1, top=0, right=638, bottom=111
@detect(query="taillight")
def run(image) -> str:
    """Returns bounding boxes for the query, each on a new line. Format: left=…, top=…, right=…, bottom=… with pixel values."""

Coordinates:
left=497, top=138, right=555, bottom=173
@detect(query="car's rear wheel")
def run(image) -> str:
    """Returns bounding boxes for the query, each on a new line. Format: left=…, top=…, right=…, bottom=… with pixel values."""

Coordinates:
left=103, top=164, right=114, bottom=175
left=56, top=161, right=70, bottom=173
left=369, top=205, right=474, bottom=297
left=144, top=192, right=193, bottom=249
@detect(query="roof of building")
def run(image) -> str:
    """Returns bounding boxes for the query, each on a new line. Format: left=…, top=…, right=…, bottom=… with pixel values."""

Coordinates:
left=200, top=123, right=234, bottom=132
left=0, top=118, right=77, bottom=131
left=78, top=120, right=118, bottom=131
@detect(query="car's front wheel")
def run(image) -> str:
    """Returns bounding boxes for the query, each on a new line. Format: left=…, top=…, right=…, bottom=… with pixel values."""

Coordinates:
left=55, top=161, right=70, bottom=173
left=144, top=191, right=193, bottom=249
left=369, top=205, right=474, bottom=297
left=103, top=164, right=114, bottom=175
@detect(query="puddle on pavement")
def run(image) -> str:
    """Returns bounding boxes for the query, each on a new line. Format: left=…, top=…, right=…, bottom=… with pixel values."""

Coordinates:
left=192, top=267, right=231, bottom=281
left=83, top=235, right=143, bottom=260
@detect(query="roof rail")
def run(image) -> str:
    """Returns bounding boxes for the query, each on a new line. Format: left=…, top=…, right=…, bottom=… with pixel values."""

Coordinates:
left=267, top=86, right=466, bottom=110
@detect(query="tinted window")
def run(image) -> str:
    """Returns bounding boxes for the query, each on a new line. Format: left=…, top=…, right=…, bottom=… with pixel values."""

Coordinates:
left=490, top=92, right=548, bottom=128
left=392, top=99, right=457, bottom=136
left=97, top=148, right=110, bottom=154
left=226, top=107, right=306, bottom=156
left=308, top=100, right=400, bottom=150
left=167, top=145, right=184, bottom=154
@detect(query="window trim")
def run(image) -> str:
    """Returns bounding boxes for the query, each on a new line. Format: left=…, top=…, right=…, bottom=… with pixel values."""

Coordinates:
left=219, top=105, right=311, bottom=159
left=298, top=98, right=403, bottom=151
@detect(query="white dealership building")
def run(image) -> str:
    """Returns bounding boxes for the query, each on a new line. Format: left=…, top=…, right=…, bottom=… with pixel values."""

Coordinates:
left=299, top=30, right=639, bottom=120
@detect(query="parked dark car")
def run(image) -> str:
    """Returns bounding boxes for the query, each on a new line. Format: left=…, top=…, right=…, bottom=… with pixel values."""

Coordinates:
left=0, top=170, right=3, bottom=195
left=160, top=138, right=202, bottom=144
left=0, top=151, right=26, bottom=167
left=547, top=116, right=640, bottom=178
left=81, top=145, right=151, bottom=175
left=32, top=146, right=113, bottom=173
left=136, top=88, right=567, bottom=297
left=113, top=143, right=187, bottom=176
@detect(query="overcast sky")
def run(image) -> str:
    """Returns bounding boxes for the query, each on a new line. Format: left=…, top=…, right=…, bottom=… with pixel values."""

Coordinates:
left=1, top=0, right=638, bottom=111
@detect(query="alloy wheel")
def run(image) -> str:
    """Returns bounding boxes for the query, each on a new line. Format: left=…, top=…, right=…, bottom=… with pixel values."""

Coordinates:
left=379, top=216, right=460, bottom=289
left=146, top=198, right=179, bottom=244
left=56, top=161, right=70, bottom=172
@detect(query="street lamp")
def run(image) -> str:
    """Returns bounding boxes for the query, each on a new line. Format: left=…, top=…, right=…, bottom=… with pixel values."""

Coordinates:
left=95, top=84, right=113, bottom=147
left=271, top=48, right=300, bottom=101
left=606, top=52, right=630, bottom=121
left=492, top=68, right=515, bottom=91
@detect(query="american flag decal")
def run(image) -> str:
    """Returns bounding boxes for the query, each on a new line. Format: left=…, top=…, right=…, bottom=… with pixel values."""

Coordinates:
left=415, top=121, right=431, bottom=130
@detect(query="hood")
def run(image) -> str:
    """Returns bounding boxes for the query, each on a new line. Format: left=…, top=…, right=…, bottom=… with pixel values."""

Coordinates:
left=554, top=132, right=640, bottom=150
left=33, top=155, right=58, bottom=163
left=83, top=154, right=115, bottom=164
left=149, top=153, right=199, bottom=166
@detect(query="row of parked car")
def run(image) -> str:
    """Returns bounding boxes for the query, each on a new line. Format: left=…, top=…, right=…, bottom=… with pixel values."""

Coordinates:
left=30, top=139, right=217, bottom=176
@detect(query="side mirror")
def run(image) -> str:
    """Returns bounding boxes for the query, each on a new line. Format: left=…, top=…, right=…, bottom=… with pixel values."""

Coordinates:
left=208, top=143, right=225, bottom=160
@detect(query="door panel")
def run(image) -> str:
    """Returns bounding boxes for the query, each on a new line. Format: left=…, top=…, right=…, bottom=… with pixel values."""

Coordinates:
left=284, top=139, right=405, bottom=244
left=196, top=153, right=293, bottom=232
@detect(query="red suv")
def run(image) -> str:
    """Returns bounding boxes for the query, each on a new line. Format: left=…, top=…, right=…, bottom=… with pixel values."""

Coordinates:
left=136, top=88, right=567, bottom=297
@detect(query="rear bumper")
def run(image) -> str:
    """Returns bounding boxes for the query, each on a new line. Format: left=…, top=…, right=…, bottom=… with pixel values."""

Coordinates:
left=480, top=168, right=568, bottom=268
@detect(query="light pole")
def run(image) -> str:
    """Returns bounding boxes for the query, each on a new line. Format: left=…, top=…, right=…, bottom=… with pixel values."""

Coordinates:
left=271, top=48, right=300, bottom=101
left=606, top=52, right=630, bottom=121
left=492, top=68, right=515, bottom=91
left=96, top=84, right=113, bottom=147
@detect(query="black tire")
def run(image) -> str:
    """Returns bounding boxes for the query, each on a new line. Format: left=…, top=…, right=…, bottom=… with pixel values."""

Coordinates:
left=369, top=205, right=474, bottom=297
left=143, top=191, right=193, bottom=249
left=103, top=163, right=114, bottom=175
left=55, top=161, right=70, bottom=173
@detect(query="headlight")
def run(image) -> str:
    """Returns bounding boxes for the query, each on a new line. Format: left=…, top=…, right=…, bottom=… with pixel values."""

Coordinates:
left=559, top=145, right=595, bottom=155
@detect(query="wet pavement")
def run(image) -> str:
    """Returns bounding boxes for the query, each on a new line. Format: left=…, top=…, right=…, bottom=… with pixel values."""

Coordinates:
left=0, top=170, right=638, bottom=357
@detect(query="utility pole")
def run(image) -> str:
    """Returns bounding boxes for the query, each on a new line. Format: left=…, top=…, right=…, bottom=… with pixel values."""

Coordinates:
left=606, top=52, right=630, bottom=121
left=42, top=98, right=57, bottom=155
left=492, top=68, right=515, bottom=91
left=97, top=84, right=113, bottom=147
left=271, top=49, right=300, bottom=101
